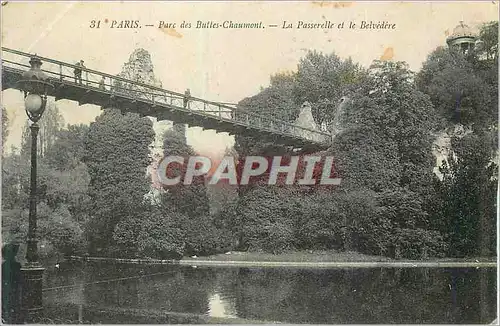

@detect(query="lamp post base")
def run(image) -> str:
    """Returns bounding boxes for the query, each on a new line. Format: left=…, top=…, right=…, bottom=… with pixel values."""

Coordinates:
left=20, top=265, right=45, bottom=323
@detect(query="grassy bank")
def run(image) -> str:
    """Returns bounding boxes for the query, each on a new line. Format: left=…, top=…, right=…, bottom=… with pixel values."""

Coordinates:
left=186, top=250, right=394, bottom=263
left=178, top=250, right=497, bottom=268
left=182, top=250, right=499, bottom=263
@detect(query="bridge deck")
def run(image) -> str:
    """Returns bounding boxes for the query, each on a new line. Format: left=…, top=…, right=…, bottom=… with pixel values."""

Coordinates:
left=1, top=47, right=331, bottom=150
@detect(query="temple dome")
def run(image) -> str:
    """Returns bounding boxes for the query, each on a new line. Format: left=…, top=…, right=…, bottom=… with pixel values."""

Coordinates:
left=447, top=21, right=476, bottom=44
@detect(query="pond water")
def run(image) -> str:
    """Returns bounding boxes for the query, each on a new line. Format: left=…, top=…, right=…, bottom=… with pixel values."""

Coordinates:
left=42, top=262, right=497, bottom=324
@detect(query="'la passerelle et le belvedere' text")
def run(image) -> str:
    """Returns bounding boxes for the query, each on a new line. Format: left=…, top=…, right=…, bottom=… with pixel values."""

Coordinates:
left=193, top=20, right=396, bottom=29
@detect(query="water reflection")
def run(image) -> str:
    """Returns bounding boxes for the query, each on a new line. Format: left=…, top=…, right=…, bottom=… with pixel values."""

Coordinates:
left=42, top=263, right=497, bottom=324
left=208, top=292, right=237, bottom=318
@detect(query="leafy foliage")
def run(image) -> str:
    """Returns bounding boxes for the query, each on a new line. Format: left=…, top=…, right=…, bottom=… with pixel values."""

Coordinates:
left=113, top=205, right=185, bottom=259
left=83, top=108, right=155, bottom=254
left=416, top=21, right=498, bottom=257
left=20, top=102, right=64, bottom=158
left=293, top=190, right=345, bottom=250
left=477, top=21, right=498, bottom=62
left=237, top=188, right=300, bottom=253
left=294, top=51, right=367, bottom=126
left=229, top=54, right=452, bottom=258
left=416, top=47, right=496, bottom=129
left=2, top=203, right=87, bottom=260
left=37, top=203, right=87, bottom=256
left=2, top=108, right=89, bottom=260
left=160, top=128, right=210, bottom=218
left=45, top=124, right=89, bottom=170
left=1, top=153, right=29, bottom=210
left=3, top=28, right=496, bottom=261
left=438, top=132, right=497, bottom=257
left=2, top=106, right=8, bottom=154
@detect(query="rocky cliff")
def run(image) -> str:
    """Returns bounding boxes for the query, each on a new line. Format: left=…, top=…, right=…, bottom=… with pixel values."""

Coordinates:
left=293, top=102, right=325, bottom=143
left=114, top=48, right=185, bottom=203
left=431, top=124, right=476, bottom=179
left=114, top=48, right=173, bottom=157
left=330, top=96, right=350, bottom=140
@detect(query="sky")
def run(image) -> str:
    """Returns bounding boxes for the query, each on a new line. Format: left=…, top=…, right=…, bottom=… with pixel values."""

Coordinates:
left=1, top=1, right=498, bottom=157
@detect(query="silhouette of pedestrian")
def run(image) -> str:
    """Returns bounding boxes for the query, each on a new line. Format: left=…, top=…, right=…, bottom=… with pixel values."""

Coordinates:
left=183, top=88, right=191, bottom=109
left=74, top=60, right=85, bottom=85
left=2, top=243, right=22, bottom=324
left=99, top=76, right=106, bottom=90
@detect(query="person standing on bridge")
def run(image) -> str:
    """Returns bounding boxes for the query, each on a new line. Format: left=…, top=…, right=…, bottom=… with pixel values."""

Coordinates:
left=99, top=76, right=106, bottom=90
left=74, top=60, right=85, bottom=85
left=183, top=88, right=191, bottom=109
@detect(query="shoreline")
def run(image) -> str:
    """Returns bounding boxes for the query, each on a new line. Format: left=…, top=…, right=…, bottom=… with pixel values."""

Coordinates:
left=66, top=255, right=498, bottom=268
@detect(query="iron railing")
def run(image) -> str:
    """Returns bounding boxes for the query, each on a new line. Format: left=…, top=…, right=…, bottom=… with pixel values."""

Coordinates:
left=1, top=47, right=331, bottom=144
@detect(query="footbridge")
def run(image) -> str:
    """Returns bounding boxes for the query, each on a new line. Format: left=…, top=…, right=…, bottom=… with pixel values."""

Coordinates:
left=1, top=47, right=331, bottom=151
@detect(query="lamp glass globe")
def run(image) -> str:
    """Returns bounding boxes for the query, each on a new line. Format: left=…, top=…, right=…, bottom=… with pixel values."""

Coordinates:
left=24, top=94, right=43, bottom=114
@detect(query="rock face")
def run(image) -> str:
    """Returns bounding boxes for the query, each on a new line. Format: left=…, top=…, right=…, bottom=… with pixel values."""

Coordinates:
left=330, top=96, right=350, bottom=140
left=117, top=49, right=162, bottom=89
left=432, top=131, right=452, bottom=179
left=114, top=48, right=182, bottom=203
left=431, top=124, right=474, bottom=179
left=293, top=102, right=326, bottom=143
left=114, top=48, right=175, bottom=157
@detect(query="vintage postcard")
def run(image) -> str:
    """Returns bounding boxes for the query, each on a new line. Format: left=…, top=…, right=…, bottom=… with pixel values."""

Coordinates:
left=1, top=1, right=498, bottom=324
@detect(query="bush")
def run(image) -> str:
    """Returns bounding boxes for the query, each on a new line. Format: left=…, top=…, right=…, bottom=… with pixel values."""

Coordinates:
left=2, top=204, right=87, bottom=261
left=293, top=191, right=344, bottom=250
left=182, top=216, right=234, bottom=256
left=41, top=205, right=87, bottom=256
left=392, top=228, right=448, bottom=259
left=113, top=207, right=185, bottom=259
left=245, top=219, right=296, bottom=254
left=238, top=187, right=301, bottom=253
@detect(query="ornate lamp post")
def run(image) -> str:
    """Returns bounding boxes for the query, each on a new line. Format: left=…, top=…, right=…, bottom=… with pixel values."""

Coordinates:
left=17, top=56, right=54, bottom=322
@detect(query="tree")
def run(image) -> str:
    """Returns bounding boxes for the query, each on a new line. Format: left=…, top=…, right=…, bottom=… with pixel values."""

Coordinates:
left=1, top=153, right=28, bottom=210
left=113, top=204, right=186, bottom=259
left=83, top=108, right=155, bottom=254
left=293, top=51, right=367, bottom=126
left=20, top=102, right=64, bottom=158
left=40, top=163, right=90, bottom=223
left=375, top=188, right=447, bottom=259
left=2, top=106, right=9, bottom=155
left=160, top=128, right=210, bottom=218
left=331, top=127, right=401, bottom=192
left=439, top=132, right=497, bottom=257
left=417, top=41, right=497, bottom=130
left=245, top=72, right=298, bottom=121
left=235, top=72, right=299, bottom=155
left=416, top=21, right=498, bottom=257
left=293, top=190, right=345, bottom=250
left=237, top=187, right=302, bottom=253
left=333, top=61, right=437, bottom=194
left=3, top=119, right=92, bottom=259
left=326, top=60, right=447, bottom=258
left=37, top=203, right=87, bottom=256
left=159, top=127, right=232, bottom=256
left=230, top=54, right=446, bottom=258
left=477, top=21, right=498, bottom=62
left=45, top=124, right=89, bottom=170
left=206, top=147, right=239, bottom=215
left=2, top=202, right=87, bottom=261
left=39, top=124, right=92, bottom=222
